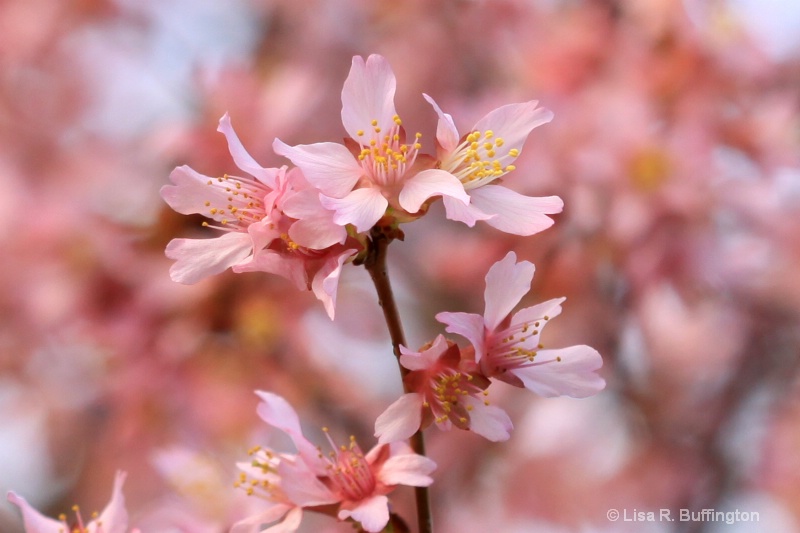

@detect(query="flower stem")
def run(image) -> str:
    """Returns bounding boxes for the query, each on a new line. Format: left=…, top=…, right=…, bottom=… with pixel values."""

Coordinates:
left=363, top=225, right=433, bottom=533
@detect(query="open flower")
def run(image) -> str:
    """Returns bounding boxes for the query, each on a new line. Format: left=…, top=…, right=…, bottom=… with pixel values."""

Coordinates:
left=7, top=471, right=136, bottom=533
left=374, top=335, right=513, bottom=444
left=423, top=94, right=563, bottom=235
left=161, top=114, right=359, bottom=318
left=436, top=252, right=605, bottom=397
left=274, top=54, right=470, bottom=231
left=233, top=391, right=436, bottom=533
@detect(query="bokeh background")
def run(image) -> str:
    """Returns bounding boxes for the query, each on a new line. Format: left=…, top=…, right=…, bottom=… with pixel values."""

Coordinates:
left=1, top=0, right=799, bottom=532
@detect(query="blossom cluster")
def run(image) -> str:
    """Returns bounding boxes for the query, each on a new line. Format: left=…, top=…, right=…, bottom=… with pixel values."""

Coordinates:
left=161, top=54, right=562, bottom=319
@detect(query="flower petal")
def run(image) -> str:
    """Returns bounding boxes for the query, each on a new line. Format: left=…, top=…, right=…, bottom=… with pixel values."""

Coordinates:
left=284, top=190, right=347, bottom=249
left=374, top=393, right=423, bottom=444
left=422, top=93, right=460, bottom=153
left=398, top=169, right=469, bottom=214
left=341, top=54, right=397, bottom=142
left=254, top=391, right=327, bottom=474
left=278, top=459, right=338, bottom=507
left=513, top=345, right=606, bottom=398
left=311, top=248, right=357, bottom=319
left=7, top=492, right=66, bottom=533
left=472, top=101, right=553, bottom=160
left=441, top=194, right=495, bottom=227
left=377, top=453, right=436, bottom=487
left=165, top=232, right=253, bottom=284
left=160, top=165, right=227, bottom=219
left=230, top=504, right=298, bottom=533
left=483, top=252, right=535, bottom=331
left=469, top=185, right=563, bottom=236
left=217, top=113, right=277, bottom=187
left=338, top=495, right=390, bottom=533
left=91, top=471, right=129, bottom=533
left=463, top=396, right=513, bottom=442
left=399, top=334, right=449, bottom=370
left=273, top=139, right=362, bottom=198
left=434, top=311, right=487, bottom=363
left=319, top=188, right=388, bottom=232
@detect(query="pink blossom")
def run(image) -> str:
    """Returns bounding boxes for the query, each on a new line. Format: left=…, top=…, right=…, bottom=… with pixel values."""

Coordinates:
left=161, top=114, right=359, bottom=318
left=7, top=471, right=137, bottom=533
left=232, top=391, right=436, bottom=533
left=374, top=335, right=513, bottom=444
left=436, top=252, right=605, bottom=397
left=423, top=94, right=564, bottom=235
left=273, top=54, right=470, bottom=231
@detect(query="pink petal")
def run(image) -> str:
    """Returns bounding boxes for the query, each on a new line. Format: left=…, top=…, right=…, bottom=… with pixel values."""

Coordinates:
left=234, top=249, right=307, bottom=290
left=399, top=335, right=449, bottom=370
left=91, top=471, right=129, bottom=533
left=7, top=492, right=66, bottom=533
left=512, top=297, right=566, bottom=325
left=463, top=396, right=513, bottom=442
left=483, top=252, right=535, bottom=332
left=284, top=190, right=347, bottom=249
left=165, top=232, right=253, bottom=284
left=398, top=169, right=469, bottom=214
left=319, top=188, right=388, bottom=232
left=377, top=453, right=436, bottom=487
left=161, top=165, right=227, bottom=219
left=422, top=93, right=460, bottom=153
left=230, top=504, right=298, bottom=533
left=434, top=311, right=487, bottom=363
left=374, top=393, right=423, bottom=444
left=514, top=345, right=606, bottom=398
left=469, top=185, right=563, bottom=236
left=441, top=194, right=495, bottom=227
left=273, top=139, right=362, bottom=198
left=278, top=459, right=338, bottom=507
left=254, top=391, right=328, bottom=474
left=338, top=495, right=390, bottom=533
left=341, top=54, right=398, bottom=142
left=217, top=113, right=277, bottom=187
left=311, top=249, right=357, bottom=319
left=472, top=101, right=553, bottom=160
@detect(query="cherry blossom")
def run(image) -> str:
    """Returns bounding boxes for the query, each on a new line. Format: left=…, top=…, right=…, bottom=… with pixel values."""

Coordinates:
left=232, top=391, right=436, bottom=533
left=161, top=114, right=359, bottom=318
left=436, top=252, right=605, bottom=397
left=423, top=94, right=564, bottom=235
left=7, top=471, right=137, bottom=533
left=273, top=54, right=470, bottom=232
left=374, top=335, right=512, bottom=444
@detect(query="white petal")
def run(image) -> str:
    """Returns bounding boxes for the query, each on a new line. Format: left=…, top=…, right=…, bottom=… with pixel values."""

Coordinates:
left=377, top=453, right=436, bottom=487
left=469, top=185, right=563, bottom=236
left=483, top=252, right=534, bottom=331
left=7, top=492, right=66, bottom=533
left=472, top=101, right=553, bottom=160
left=338, top=495, right=390, bottom=533
left=89, top=471, right=128, bottom=533
left=441, top=194, right=495, bottom=227
left=311, top=249, right=357, bottom=319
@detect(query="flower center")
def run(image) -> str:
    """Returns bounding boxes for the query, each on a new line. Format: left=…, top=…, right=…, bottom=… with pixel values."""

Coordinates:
left=235, top=446, right=286, bottom=502
left=201, top=174, right=272, bottom=232
left=443, top=130, right=519, bottom=190
left=356, top=115, right=422, bottom=187
left=322, top=429, right=376, bottom=502
left=487, top=315, right=555, bottom=371
left=427, top=369, right=483, bottom=427
left=57, top=505, right=101, bottom=533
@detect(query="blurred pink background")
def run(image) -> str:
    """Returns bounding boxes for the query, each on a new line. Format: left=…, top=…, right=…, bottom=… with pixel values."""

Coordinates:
left=1, top=0, right=799, bottom=532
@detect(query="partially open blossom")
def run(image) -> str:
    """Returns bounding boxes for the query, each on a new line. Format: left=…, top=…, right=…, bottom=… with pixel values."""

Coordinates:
left=436, top=252, right=605, bottom=397
left=232, top=391, right=436, bottom=533
left=374, top=335, right=513, bottom=444
left=161, top=114, right=360, bottom=318
left=274, top=54, right=470, bottom=231
left=423, top=94, right=563, bottom=235
left=7, top=471, right=137, bottom=533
